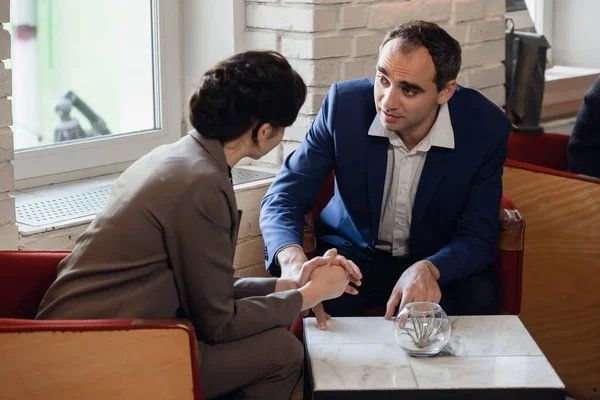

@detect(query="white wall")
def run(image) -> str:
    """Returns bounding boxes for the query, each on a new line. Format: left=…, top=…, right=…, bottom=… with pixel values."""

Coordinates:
left=182, top=0, right=244, bottom=131
left=552, top=0, right=600, bottom=68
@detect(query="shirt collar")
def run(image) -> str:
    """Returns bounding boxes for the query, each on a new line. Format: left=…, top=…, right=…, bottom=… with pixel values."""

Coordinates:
left=367, top=103, right=455, bottom=152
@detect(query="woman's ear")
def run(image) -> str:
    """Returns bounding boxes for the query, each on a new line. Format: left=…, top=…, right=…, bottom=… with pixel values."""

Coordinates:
left=256, top=123, right=273, bottom=140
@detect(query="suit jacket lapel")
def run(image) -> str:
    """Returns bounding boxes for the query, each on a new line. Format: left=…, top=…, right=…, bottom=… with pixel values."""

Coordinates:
left=366, top=135, right=388, bottom=244
left=412, top=147, right=453, bottom=228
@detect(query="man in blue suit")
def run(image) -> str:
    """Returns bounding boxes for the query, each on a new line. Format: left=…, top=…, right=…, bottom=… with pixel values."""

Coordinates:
left=568, top=75, right=600, bottom=179
left=260, top=21, right=510, bottom=329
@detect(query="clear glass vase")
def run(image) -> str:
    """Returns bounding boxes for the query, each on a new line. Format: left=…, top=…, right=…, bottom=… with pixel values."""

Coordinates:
left=393, top=302, right=451, bottom=357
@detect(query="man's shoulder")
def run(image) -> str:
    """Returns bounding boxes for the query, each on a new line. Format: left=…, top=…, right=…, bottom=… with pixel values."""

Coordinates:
left=451, top=86, right=507, bottom=118
left=334, top=78, right=375, bottom=96
left=449, top=86, right=510, bottom=137
left=326, top=79, right=376, bottom=117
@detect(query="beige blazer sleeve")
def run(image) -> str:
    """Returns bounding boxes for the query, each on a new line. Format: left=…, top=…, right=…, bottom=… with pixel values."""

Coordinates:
left=164, top=180, right=302, bottom=345
left=232, top=277, right=278, bottom=299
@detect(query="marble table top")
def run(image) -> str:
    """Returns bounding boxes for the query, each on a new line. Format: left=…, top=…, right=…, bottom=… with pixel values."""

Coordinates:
left=303, top=316, right=564, bottom=399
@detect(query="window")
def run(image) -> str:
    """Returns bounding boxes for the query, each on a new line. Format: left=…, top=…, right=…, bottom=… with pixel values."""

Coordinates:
left=506, top=0, right=527, bottom=13
left=8, top=0, right=182, bottom=184
left=505, top=1, right=553, bottom=63
left=505, top=0, right=535, bottom=32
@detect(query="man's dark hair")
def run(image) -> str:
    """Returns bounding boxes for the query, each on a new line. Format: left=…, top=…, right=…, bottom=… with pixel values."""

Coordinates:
left=380, top=20, right=462, bottom=91
left=189, top=51, right=306, bottom=143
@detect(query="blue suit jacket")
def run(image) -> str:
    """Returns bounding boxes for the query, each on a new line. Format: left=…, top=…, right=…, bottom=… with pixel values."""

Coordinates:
left=260, top=79, right=510, bottom=285
left=568, top=75, right=600, bottom=178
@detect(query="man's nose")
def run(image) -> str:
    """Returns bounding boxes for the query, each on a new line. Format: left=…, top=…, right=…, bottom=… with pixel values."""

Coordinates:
left=381, top=88, right=400, bottom=110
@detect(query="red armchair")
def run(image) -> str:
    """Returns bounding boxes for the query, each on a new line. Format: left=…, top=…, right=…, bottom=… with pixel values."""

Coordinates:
left=0, top=251, right=203, bottom=400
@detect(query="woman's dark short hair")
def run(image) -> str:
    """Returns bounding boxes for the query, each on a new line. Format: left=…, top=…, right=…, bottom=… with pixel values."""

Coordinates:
left=189, top=51, right=306, bottom=143
left=381, top=20, right=462, bottom=91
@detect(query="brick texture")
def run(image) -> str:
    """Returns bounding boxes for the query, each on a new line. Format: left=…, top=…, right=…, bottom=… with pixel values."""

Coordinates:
left=245, top=0, right=507, bottom=171
left=0, top=0, right=14, bottom=250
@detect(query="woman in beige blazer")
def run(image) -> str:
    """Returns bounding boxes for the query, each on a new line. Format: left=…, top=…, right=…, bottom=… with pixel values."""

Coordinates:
left=36, top=51, right=362, bottom=400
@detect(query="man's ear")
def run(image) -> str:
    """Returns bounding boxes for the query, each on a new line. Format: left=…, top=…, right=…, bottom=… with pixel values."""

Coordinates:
left=437, top=80, right=457, bottom=105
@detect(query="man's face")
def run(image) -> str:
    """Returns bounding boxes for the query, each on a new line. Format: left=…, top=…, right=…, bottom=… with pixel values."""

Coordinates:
left=374, top=40, right=447, bottom=136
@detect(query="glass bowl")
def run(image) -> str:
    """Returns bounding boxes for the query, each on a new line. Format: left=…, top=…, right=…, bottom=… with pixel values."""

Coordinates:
left=393, top=302, right=451, bottom=357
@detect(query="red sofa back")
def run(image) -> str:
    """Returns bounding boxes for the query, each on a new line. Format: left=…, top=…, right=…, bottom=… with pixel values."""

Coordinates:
left=0, top=251, right=69, bottom=319
left=507, top=132, right=569, bottom=172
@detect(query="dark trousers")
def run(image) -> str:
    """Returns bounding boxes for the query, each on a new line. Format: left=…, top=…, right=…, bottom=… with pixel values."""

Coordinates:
left=201, top=328, right=303, bottom=400
left=317, top=239, right=501, bottom=317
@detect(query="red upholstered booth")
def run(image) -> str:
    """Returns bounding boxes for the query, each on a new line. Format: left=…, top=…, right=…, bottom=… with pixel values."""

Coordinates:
left=0, top=251, right=203, bottom=400
left=506, top=131, right=600, bottom=183
left=507, top=132, right=570, bottom=172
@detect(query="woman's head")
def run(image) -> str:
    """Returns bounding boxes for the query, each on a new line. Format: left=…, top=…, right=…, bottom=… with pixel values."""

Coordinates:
left=189, top=51, right=306, bottom=158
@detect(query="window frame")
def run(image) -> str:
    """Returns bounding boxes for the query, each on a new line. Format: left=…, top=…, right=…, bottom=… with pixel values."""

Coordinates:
left=525, top=0, right=553, bottom=64
left=12, top=0, right=183, bottom=186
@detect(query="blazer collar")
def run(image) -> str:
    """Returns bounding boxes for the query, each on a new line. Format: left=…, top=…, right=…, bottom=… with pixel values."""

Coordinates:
left=189, top=130, right=230, bottom=177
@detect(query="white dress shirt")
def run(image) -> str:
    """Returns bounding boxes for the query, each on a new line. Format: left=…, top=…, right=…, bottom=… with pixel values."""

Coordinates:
left=369, top=103, right=455, bottom=257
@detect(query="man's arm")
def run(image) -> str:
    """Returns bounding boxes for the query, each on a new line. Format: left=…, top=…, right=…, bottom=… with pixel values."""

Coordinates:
left=426, top=118, right=510, bottom=285
left=260, top=83, right=338, bottom=276
left=274, top=245, right=308, bottom=279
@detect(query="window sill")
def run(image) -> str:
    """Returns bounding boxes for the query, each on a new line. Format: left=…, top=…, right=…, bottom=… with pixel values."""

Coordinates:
left=13, top=165, right=278, bottom=237
left=542, top=65, right=600, bottom=121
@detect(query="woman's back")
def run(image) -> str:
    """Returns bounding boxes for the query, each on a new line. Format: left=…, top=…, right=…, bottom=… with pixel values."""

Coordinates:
left=36, top=133, right=237, bottom=321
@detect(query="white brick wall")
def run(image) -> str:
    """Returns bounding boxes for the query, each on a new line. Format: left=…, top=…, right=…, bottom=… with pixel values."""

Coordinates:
left=0, top=0, right=16, bottom=250
left=245, top=0, right=506, bottom=165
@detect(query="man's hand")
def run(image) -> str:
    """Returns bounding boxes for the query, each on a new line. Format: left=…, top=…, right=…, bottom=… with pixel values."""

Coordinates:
left=278, top=246, right=363, bottom=330
left=277, top=246, right=309, bottom=280
left=298, top=258, right=351, bottom=312
left=297, top=249, right=362, bottom=289
left=384, top=260, right=441, bottom=320
left=277, top=246, right=362, bottom=296
left=306, top=249, right=362, bottom=330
